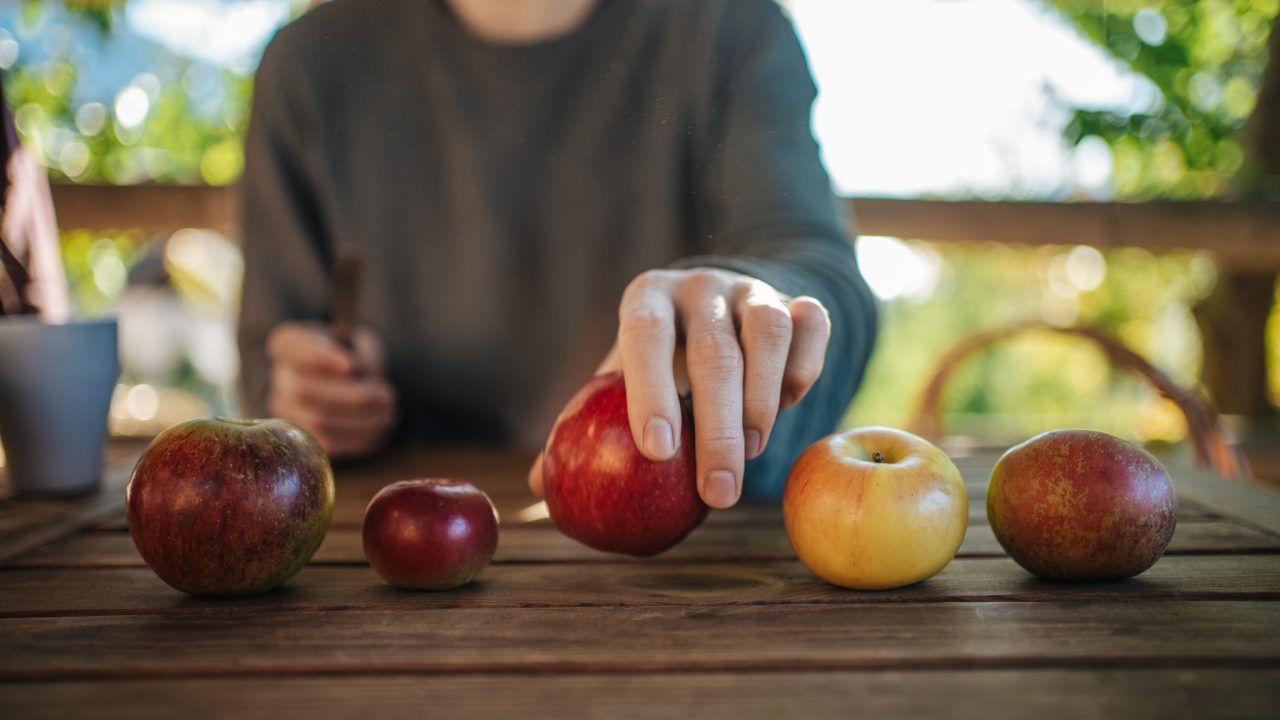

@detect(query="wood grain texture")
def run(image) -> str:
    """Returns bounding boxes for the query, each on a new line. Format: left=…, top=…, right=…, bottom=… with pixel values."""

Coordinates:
left=68, top=446, right=1222, bottom=531
left=86, top=495, right=1221, bottom=532
left=50, top=183, right=238, bottom=234
left=1, top=601, right=1277, bottom=680
left=2, top=556, right=1278, bottom=618
left=1173, top=466, right=1280, bottom=536
left=0, top=456, right=136, bottom=566
left=0, top=501, right=66, bottom=536
left=12, top=518, right=1276, bottom=569
left=90, top=497, right=1218, bottom=530
left=87, top=497, right=795, bottom=531
left=2, top=446, right=1277, bottom=716
left=848, top=198, right=1280, bottom=267
left=4, top=669, right=1277, bottom=720
left=47, top=182, right=1280, bottom=266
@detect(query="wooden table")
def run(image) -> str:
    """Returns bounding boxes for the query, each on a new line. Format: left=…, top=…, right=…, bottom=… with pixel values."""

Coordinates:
left=2, top=445, right=1278, bottom=718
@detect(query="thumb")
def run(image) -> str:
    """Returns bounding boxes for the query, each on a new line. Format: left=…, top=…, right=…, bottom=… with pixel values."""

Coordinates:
left=350, top=326, right=386, bottom=376
left=527, top=451, right=546, bottom=498
left=268, top=321, right=354, bottom=376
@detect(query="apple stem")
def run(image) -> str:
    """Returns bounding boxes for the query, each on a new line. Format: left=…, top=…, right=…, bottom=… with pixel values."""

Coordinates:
left=872, top=451, right=884, bottom=463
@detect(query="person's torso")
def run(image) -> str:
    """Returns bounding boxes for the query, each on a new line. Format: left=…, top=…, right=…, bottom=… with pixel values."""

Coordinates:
left=281, top=0, right=743, bottom=445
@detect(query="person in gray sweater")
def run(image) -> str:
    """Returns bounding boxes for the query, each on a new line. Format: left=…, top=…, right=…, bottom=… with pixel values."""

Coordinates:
left=237, top=0, right=877, bottom=507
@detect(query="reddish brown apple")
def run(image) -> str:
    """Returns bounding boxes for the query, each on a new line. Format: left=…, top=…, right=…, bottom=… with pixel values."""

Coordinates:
left=542, top=372, right=706, bottom=557
left=126, top=418, right=334, bottom=597
left=987, top=429, right=1177, bottom=581
left=362, top=479, right=499, bottom=590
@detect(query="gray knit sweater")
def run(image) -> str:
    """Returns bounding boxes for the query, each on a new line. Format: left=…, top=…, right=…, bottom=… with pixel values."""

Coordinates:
left=237, top=0, right=877, bottom=500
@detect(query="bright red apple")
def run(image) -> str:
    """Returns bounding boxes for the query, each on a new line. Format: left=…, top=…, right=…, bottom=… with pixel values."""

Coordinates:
left=542, top=372, right=706, bottom=557
left=362, top=479, right=499, bottom=590
left=783, top=426, right=968, bottom=590
left=987, top=429, right=1177, bottom=581
left=126, top=418, right=334, bottom=597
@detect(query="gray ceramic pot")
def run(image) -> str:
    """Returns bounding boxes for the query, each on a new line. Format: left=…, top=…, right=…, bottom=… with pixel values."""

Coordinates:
left=0, top=317, right=119, bottom=496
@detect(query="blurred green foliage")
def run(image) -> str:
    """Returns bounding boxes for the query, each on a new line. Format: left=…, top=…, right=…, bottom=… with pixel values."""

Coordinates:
left=59, top=228, right=144, bottom=316
left=1, top=2, right=267, bottom=421
left=846, top=2, right=1279, bottom=441
left=0, top=1, right=1274, bottom=438
left=1050, top=0, right=1278, bottom=199
left=3, top=3, right=252, bottom=185
left=846, top=243, right=1219, bottom=441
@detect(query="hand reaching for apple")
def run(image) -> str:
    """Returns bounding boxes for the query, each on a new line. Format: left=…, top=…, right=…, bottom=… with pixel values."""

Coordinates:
left=266, top=321, right=398, bottom=459
left=529, top=268, right=832, bottom=509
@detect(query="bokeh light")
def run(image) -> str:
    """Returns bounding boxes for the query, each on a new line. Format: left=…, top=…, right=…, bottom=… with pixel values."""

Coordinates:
left=1065, top=246, right=1107, bottom=292
left=0, top=28, right=18, bottom=69
left=126, top=383, right=159, bottom=422
left=74, top=102, right=107, bottom=136
left=0, top=0, right=1273, bottom=445
left=58, top=139, right=90, bottom=178
left=1133, top=9, right=1169, bottom=46
left=855, top=236, right=941, bottom=302
left=88, top=239, right=127, bottom=297
left=113, top=85, right=149, bottom=129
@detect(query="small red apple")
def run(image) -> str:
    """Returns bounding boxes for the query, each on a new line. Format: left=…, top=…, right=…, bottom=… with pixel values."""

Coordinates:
left=987, top=429, right=1177, bottom=581
left=362, top=479, right=499, bottom=590
left=126, top=418, right=334, bottom=597
left=542, top=372, right=707, bottom=557
left=783, top=426, right=968, bottom=590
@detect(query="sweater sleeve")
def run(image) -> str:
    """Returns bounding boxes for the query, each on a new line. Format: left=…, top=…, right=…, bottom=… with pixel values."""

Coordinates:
left=236, top=34, right=333, bottom=417
left=674, top=0, right=878, bottom=501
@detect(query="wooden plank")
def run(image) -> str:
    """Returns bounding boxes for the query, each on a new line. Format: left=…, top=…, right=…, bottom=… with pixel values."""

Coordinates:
left=486, top=521, right=1280, bottom=564
left=372, top=496, right=836, bottom=528
left=12, top=516, right=1274, bottom=568
left=1, top=601, right=1276, bottom=680
left=85, top=495, right=1221, bottom=533
left=325, top=448, right=1231, bottom=526
left=0, top=501, right=67, bottom=535
left=80, top=444, right=1224, bottom=533
left=848, top=198, right=1280, bottom=267
left=3, top=669, right=1276, bottom=720
left=48, top=183, right=1280, bottom=266
left=0, top=458, right=135, bottom=566
left=2, top=555, right=1277, bottom=618
left=327, top=485, right=994, bottom=528
left=50, top=183, right=238, bottom=235
left=82, top=495, right=794, bottom=533
left=70, top=446, right=1223, bottom=531
left=1173, top=467, right=1280, bottom=536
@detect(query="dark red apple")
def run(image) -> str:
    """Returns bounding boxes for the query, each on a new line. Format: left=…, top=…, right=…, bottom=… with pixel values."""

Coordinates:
left=987, top=429, right=1177, bottom=581
left=542, top=372, right=706, bottom=557
left=362, top=479, right=499, bottom=590
left=126, top=418, right=334, bottom=597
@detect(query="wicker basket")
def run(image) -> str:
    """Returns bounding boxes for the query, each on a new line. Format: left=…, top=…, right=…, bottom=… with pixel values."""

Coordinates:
left=908, top=322, right=1249, bottom=480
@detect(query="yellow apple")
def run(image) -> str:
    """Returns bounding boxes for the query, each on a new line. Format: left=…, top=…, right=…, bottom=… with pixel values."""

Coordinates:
left=783, top=426, right=967, bottom=590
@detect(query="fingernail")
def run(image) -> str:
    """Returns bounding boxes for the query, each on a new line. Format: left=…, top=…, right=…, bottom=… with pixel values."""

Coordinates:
left=703, top=471, right=738, bottom=509
left=643, top=418, right=676, bottom=458
left=744, top=429, right=762, bottom=459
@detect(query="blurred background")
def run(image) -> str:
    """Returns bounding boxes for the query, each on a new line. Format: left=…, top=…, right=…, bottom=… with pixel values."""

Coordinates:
left=0, top=0, right=1276, bottom=473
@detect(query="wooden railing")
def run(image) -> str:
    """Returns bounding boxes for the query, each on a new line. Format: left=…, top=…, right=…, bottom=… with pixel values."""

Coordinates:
left=51, top=184, right=240, bottom=236
left=851, top=198, right=1280, bottom=268
left=48, top=183, right=1280, bottom=268
left=47, top=181, right=1279, bottom=470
